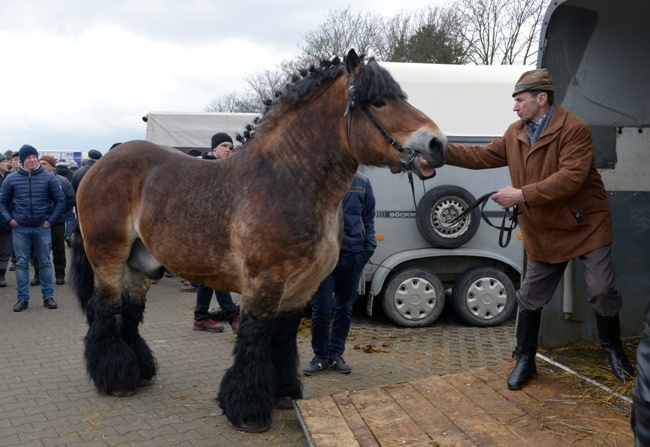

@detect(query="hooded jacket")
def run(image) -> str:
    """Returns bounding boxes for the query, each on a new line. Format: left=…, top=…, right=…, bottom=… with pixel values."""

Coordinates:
left=446, top=105, right=612, bottom=264
left=0, top=164, right=66, bottom=227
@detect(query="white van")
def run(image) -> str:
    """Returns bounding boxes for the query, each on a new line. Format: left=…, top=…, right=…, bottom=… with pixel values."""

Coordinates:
left=143, top=63, right=526, bottom=328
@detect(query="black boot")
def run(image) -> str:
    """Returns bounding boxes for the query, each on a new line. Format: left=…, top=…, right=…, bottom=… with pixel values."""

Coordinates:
left=0, top=268, right=6, bottom=287
left=595, top=312, right=634, bottom=382
left=508, top=309, right=542, bottom=390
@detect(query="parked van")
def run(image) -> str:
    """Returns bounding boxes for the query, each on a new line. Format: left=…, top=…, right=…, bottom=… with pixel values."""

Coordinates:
left=143, top=63, right=526, bottom=328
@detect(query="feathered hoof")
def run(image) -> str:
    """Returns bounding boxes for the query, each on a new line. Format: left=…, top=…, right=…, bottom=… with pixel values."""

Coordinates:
left=231, top=419, right=271, bottom=433
left=108, top=387, right=137, bottom=397
left=138, top=378, right=155, bottom=388
left=275, top=397, right=295, bottom=410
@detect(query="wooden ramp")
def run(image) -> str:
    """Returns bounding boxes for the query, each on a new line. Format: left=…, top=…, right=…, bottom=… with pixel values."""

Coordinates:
left=295, top=363, right=633, bottom=446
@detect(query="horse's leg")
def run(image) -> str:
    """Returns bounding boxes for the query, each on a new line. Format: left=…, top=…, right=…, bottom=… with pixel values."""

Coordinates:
left=84, top=263, right=155, bottom=396
left=218, top=311, right=275, bottom=432
left=272, top=311, right=303, bottom=407
left=84, top=293, right=141, bottom=396
left=120, top=293, right=157, bottom=387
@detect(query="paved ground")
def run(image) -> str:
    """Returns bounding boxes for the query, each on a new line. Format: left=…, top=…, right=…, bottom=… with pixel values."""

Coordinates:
left=0, top=259, right=516, bottom=447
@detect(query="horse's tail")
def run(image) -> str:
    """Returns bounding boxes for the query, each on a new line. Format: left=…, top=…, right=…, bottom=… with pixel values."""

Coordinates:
left=70, top=220, right=95, bottom=312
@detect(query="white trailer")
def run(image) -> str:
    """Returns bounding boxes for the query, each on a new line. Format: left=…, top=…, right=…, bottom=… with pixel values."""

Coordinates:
left=143, top=63, right=526, bottom=328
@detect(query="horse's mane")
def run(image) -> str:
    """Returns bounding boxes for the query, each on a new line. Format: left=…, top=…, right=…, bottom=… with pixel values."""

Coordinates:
left=235, top=53, right=407, bottom=146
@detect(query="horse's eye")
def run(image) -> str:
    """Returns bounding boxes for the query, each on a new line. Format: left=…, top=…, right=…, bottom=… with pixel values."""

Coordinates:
left=372, top=99, right=387, bottom=108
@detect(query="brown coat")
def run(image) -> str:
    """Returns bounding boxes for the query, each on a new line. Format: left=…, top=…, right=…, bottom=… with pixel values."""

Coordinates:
left=447, top=105, right=613, bottom=264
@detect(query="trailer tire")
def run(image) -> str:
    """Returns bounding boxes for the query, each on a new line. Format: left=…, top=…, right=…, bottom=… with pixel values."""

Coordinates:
left=452, top=266, right=516, bottom=327
left=381, top=267, right=445, bottom=327
left=416, top=185, right=480, bottom=248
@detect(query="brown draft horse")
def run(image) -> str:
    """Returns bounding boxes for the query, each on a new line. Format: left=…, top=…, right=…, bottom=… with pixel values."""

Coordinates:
left=71, top=49, right=447, bottom=432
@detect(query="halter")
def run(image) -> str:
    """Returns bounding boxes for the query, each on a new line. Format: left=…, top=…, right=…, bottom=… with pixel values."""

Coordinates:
left=343, top=76, right=416, bottom=170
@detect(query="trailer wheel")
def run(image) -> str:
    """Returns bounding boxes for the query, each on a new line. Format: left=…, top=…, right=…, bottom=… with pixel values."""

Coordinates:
left=416, top=185, right=480, bottom=248
left=381, top=267, right=445, bottom=327
left=451, top=266, right=516, bottom=327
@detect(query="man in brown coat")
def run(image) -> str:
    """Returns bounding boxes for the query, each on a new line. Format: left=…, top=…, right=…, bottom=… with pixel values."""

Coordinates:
left=446, top=68, right=633, bottom=390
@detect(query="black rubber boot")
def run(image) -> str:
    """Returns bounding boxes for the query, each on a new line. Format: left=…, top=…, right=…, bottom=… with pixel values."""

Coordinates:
left=507, top=309, right=542, bottom=390
left=595, top=312, right=634, bottom=382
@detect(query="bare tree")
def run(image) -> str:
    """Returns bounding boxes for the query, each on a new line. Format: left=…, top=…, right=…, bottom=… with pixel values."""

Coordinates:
left=457, top=0, right=548, bottom=65
left=299, top=8, right=387, bottom=60
left=204, top=91, right=264, bottom=113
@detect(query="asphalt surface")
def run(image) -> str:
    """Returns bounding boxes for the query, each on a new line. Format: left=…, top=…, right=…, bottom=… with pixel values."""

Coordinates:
left=0, top=257, right=516, bottom=446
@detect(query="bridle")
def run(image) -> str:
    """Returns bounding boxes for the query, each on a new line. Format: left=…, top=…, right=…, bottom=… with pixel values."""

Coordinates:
left=343, top=76, right=416, bottom=171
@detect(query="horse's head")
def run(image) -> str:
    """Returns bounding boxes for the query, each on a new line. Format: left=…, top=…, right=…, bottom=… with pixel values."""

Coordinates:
left=344, top=49, right=447, bottom=180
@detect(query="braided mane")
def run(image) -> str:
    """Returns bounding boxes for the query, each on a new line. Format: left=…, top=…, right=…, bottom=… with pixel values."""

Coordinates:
left=235, top=53, right=407, bottom=145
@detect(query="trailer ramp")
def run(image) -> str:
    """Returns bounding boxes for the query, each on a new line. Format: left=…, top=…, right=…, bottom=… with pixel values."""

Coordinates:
left=295, top=362, right=632, bottom=446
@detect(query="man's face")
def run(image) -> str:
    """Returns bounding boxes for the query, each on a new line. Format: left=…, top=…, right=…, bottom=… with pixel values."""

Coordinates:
left=40, top=160, right=54, bottom=172
left=11, top=156, right=19, bottom=169
left=0, top=159, right=9, bottom=174
left=513, top=91, right=546, bottom=123
left=213, top=141, right=233, bottom=159
left=23, top=155, right=39, bottom=172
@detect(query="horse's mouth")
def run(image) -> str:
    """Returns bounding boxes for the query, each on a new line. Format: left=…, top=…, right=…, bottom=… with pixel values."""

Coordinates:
left=413, top=154, right=437, bottom=179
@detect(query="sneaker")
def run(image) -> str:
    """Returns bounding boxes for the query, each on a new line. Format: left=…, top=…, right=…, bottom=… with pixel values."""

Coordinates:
left=303, top=357, right=328, bottom=376
left=193, top=318, right=224, bottom=332
left=13, top=300, right=28, bottom=312
left=30, top=277, right=40, bottom=286
left=229, top=314, right=240, bottom=334
left=43, top=298, right=58, bottom=309
left=65, top=237, right=71, bottom=247
left=163, top=270, right=173, bottom=278
left=56, top=277, right=65, bottom=285
left=329, top=354, right=352, bottom=374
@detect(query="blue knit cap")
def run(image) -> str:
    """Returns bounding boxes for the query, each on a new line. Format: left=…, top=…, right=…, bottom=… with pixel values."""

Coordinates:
left=19, top=144, right=39, bottom=164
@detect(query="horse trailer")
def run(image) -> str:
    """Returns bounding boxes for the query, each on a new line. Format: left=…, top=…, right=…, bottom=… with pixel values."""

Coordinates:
left=143, top=63, right=526, bottom=329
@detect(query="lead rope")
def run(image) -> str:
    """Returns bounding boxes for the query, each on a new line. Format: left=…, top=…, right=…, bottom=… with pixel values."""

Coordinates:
left=443, top=191, right=521, bottom=248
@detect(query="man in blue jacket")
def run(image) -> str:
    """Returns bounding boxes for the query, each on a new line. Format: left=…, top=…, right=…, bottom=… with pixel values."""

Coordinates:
left=303, top=171, right=376, bottom=375
left=0, top=144, right=66, bottom=311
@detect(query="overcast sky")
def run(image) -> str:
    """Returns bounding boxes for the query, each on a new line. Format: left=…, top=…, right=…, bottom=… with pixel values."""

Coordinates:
left=0, top=0, right=447, bottom=155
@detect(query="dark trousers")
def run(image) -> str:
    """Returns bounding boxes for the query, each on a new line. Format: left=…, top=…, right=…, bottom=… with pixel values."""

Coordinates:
left=310, top=252, right=365, bottom=359
left=194, top=285, right=238, bottom=322
left=519, top=245, right=621, bottom=317
left=33, top=223, right=66, bottom=279
left=0, top=229, right=13, bottom=270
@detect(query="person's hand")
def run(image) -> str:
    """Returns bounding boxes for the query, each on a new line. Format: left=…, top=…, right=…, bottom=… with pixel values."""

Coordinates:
left=491, top=186, right=525, bottom=209
left=9, top=219, right=18, bottom=228
left=362, top=250, right=374, bottom=263
left=42, top=221, right=51, bottom=229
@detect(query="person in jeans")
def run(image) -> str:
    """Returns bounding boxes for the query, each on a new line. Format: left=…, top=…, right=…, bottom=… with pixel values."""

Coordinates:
left=191, top=132, right=241, bottom=334
left=303, top=171, right=376, bottom=375
left=30, top=155, right=75, bottom=286
left=0, top=153, right=13, bottom=286
left=0, top=145, right=65, bottom=311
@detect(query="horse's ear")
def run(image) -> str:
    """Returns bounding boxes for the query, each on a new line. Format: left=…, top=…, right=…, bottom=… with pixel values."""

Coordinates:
left=368, top=57, right=378, bottom=65
left=345, top=49, right=362, bottom=78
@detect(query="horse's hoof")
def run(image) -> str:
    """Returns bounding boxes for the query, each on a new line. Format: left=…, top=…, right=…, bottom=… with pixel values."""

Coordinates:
left=108, top=388, right=137, bottom=397
left=275, top=397, right=295, bottom=410
left=232, top=420, right=271, bottom=433
left=138, top=378, right=155, bottom=388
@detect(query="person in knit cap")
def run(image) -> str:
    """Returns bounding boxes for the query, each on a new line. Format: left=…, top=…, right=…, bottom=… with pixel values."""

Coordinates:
left=71, top=149, right=103, bottom=192
left=187, top=131, right=240, bottom=334
left=33, top=155, right=75, bottom=286
left=0, top=144, right=66, bottom=311
left=445, top=68, right=632, bottom=390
